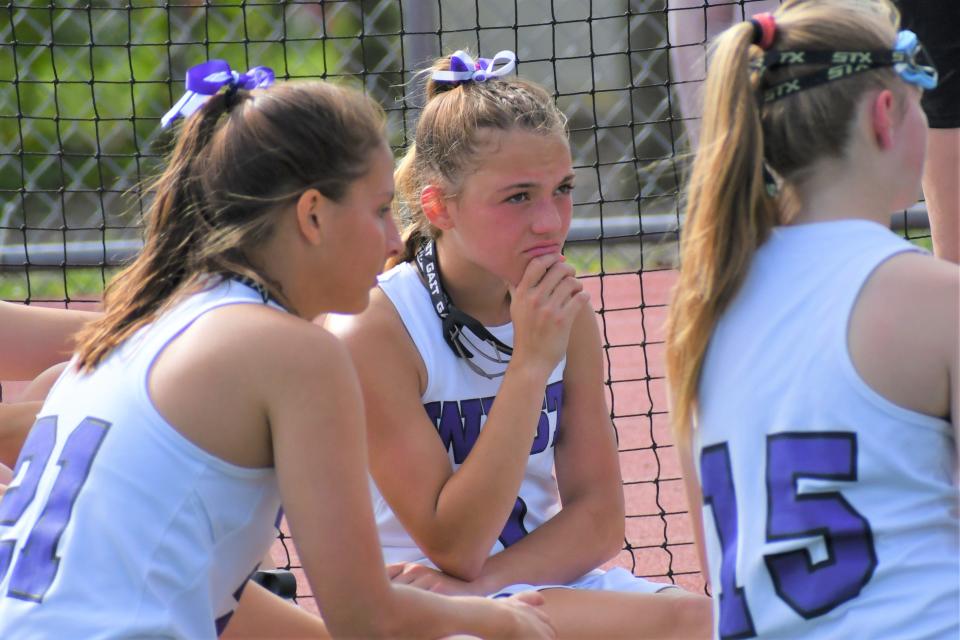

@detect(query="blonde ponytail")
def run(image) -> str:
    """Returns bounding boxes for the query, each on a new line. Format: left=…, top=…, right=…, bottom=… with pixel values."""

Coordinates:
left=666, top=0, right=902, bottom=443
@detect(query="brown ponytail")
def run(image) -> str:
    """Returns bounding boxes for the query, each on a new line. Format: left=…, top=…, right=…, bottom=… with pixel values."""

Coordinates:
left=75, top=80, right=386, bottom=370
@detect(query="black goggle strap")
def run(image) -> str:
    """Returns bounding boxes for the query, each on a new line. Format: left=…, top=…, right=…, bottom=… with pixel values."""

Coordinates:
left=413, top=240, right=514, bottom=363
left=755, top=49, right=931, bottom=103
left=446, top=309, right=513, bottom=380
left=230, top=274, right=288, bottom=311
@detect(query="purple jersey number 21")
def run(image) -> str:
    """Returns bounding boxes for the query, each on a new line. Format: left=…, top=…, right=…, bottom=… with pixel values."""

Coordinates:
left=0, top=416, right=110, bottom=602
left=701, top=432, right=877, bottom=640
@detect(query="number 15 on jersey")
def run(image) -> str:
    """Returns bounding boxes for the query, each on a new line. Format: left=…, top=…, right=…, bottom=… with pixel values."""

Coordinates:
left=700, top=432, right=877, bottom=639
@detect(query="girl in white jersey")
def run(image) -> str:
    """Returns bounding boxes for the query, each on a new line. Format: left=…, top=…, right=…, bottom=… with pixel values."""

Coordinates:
left=0, top=62, right=555, bottom=639
left=665, top=1, right=959, bottom=638
left=327, top=51, right=711, bottom=639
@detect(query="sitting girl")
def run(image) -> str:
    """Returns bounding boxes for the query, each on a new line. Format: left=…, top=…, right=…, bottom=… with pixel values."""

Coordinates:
left=666, top=1, right=958, bottom=637
left=328, top=50, right=711, bottom=639
left=0, top=62, right=553, bottom=639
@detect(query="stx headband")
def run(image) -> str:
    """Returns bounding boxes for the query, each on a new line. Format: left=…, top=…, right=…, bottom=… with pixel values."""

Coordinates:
left=757, top=30, right=938, bottom=104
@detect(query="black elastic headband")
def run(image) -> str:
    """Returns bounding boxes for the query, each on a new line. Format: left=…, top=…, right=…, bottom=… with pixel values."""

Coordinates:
left=756, top=48, right=932, bottom=103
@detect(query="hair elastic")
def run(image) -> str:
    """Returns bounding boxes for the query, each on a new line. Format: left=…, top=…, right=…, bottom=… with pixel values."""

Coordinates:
left=162, top=60, right=275, bottom=128
left=750, top=13, right=777, bottom=51
left=431, top=50, right=517, bottom=85
left=761, top=163, right=779, bottom=197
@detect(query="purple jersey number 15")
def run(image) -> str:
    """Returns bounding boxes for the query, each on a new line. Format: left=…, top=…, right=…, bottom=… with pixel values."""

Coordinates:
left=700, top=432, right=877, bottom=640
left=0, top=416, right=110, bottom=602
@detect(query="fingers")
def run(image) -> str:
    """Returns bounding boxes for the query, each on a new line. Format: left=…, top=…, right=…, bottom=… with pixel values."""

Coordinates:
left=515, top=256, right=579, bottom=311
left=390, top=571, right=420, bottom=587
left=515, top=254, right=566, bottom=293
left=503, top=594, right=557, bottom=639
left=545, top=271, right=583, bottom=306
left=559, top=289, right=591, bottom=315
left=535, top=262, right=577, bottom=300
left=508, top=253, right=585, bottom=373
left=387, top=563, right=437, bottom=591
left=389, top=566, right=421, bottom=585
left=385, top=562, right=407, bottom=579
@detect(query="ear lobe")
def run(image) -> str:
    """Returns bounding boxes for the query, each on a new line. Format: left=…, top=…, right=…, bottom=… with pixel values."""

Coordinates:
left=871, top=89, right=895, bottom=150
left=295, top=188, right=325, bottom=245
left=421, top=185, right=453, bottom=230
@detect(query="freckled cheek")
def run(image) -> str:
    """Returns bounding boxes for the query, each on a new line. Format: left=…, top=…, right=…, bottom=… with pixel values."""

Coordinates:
left=474, top=233, right=528, bottom=284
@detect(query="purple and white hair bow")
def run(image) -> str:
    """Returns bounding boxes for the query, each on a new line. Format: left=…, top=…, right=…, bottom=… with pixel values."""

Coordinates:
left=431, top=50, right=517, bottom=84
left=161, top=59, right=275, bottom=128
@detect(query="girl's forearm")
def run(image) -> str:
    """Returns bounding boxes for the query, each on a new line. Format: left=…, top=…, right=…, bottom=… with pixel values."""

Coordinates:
left=423, top=361, right=555, bottom=578
left=473, top=492, right=624, bottom=594
left=0, top=302, right=99, bottom=380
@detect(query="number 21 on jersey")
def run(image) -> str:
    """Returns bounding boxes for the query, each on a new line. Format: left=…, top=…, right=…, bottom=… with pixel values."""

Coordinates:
left=700, top=432, right=877, bottom=639
left=0, top=416, right=109, bottom=602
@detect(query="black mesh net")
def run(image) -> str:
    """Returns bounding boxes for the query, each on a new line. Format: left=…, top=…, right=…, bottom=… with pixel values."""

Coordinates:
left=0, top=0, right=931, bottom=607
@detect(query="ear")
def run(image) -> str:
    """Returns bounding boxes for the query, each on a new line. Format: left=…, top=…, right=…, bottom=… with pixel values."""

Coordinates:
left=294, top=188, right=326, bottom=246
left=421, top=185, right=454, bottom=230
left=870, top=89, right=896, bottom=150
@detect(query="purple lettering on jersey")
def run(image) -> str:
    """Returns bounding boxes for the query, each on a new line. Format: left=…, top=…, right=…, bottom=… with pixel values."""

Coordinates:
left=480, top=396, right=494, bottom=417
left=428, top=383, right=564, bottom=462
left=701, top=433, right=877, bottom=638
left=425, top=382, right=563, bottom=548
left=8, top=417, right=110, bottom=602
left=531, top=410, right=550, bottom=455
left=764, top=433, right=876, bottom=618
left=428, top=398, right=484, bottom=464
left=215, top=564, right=260, bottom=636
left=701, top=443, right=756, bottom=640
left=543, top=381, right=564, bottom=449
left=498, top=497, right=530, bottom=548
left=214, top=611, right=234, bottom=636
left=0, top=417, right=57, bottom=527
left=424, top=401, right=442, bottom=429
left=0, top=417, right=58, bottom=584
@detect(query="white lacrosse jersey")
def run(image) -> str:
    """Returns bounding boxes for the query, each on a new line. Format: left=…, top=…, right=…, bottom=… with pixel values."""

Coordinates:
left=372, top=261, right=567, bottom=564
left=0, top=279, right=283, bottom=639
left=366, top=262, right=672, bottom=597
left=694, top=219, right=959, bottom=639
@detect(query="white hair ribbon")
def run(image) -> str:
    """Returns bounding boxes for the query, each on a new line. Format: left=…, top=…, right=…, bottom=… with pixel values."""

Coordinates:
left=430, top=50, right=517, bottom=84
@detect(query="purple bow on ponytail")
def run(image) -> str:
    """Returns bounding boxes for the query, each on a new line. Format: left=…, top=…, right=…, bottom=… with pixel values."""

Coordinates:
left=161, top=59, right=275, bottom=128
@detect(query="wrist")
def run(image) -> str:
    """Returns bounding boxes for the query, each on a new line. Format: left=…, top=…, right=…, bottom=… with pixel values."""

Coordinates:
left=471, top=570, right=501, bottom=596
left=505, top=354, right=555, bottom=386
left=473, top=561, right=511, bottom=596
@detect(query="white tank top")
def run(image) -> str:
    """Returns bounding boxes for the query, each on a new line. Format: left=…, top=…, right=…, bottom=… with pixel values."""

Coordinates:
left=372, top=262, right=566, bottom=566
left=694, top=220, right=958, bottom=639
left=0, top=279, right=283, bottom=639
